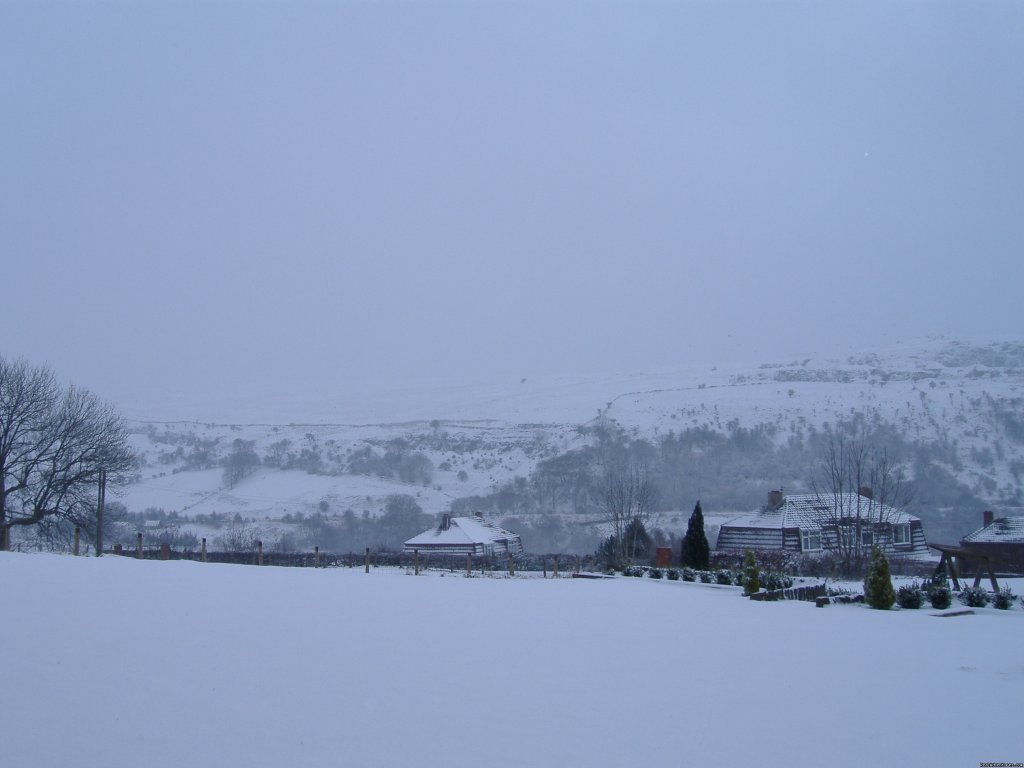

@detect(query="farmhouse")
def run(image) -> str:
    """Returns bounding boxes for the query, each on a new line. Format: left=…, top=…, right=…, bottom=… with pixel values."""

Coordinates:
left=404, top=513, right=523, bottom=558
left=716, top=489, right=929, bottom=556
left=959, top=511, right=1024, bottom=573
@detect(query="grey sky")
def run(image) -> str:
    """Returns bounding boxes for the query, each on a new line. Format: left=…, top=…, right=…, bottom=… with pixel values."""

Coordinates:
left=3, top=1, right=1023, bottom=412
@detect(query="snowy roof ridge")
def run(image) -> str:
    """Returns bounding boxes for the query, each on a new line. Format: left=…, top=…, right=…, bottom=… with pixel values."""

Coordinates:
left=726, top=492, right=917, bottom=530
left=405, top=515, right=520, bottom=547
left=962, top=516, right=1024, bottom=543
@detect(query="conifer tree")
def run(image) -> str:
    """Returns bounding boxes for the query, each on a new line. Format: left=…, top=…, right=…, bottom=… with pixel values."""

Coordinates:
left=864, top=546, right=896, bottom=609
left=742, top=550, right=760, bottom=596
left=680, top=500, right=710, bottom=570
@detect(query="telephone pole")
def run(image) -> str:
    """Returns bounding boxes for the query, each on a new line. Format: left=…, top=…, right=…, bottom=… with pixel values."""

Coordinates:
left=95, top=468, right=106, bottom=557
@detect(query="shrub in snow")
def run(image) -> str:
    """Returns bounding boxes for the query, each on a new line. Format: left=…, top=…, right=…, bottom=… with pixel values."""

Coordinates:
left=742, top=551, right=760, bottom=596
left=649, top=568, right=664, bottom=579
left=928, top=583, right=952, bottom=609
left=896, top=583, right=923, bottom=609
left=992, top=587, right=1014, bottom=610
left=760, top=571, right=793, bottom=591
left=958, top=586, right=990, bottom=608
left=681, top=568, right=696, bottom=582
left=863, top=547, right=896, bottom=610
left=666, top=569, right=680, bottom=581
left=733, top=570, right=745, bottom=587
left=715, top=570, right=733, bottom=585
left=699, top=570, right=712, bottom=584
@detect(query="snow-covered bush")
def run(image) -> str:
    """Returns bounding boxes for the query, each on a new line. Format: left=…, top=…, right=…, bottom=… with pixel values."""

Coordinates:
left=666, top=569, right=680, bottom=581
left=761, top=571, right=793, bottom=591
left=928, top=583, right=952, bottom=609
left=958, top=586, right=989, bottom=608
left=699, top=570, right=712, bottom=584
left=715, top=570, right=732, bottom=585
left=992, top=587, right=1014, bottom=610
left=649, top=568, right=664, bottom=579
left=681, top=568, right=696, bottom=582
left=896, top=583, right=923, bottom=609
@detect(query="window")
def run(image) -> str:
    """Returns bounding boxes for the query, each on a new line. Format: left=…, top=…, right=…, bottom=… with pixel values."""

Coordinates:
left=861, top=528, right=873, bottom=547
left=893, top=523, right=911, bottom=545
left=801, top=528, right=822, bottom=552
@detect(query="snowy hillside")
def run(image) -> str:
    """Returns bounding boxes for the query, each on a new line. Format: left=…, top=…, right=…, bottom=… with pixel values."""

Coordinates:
left=108, top=338, right=1024, bottom=552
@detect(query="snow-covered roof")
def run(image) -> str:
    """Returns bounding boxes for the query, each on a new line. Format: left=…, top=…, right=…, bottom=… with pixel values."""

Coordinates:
left=405, top=516, right=520, bottom=548
left=962, top=517, right=1024, bottom=544
left=723, top=493, right=917, bottom=531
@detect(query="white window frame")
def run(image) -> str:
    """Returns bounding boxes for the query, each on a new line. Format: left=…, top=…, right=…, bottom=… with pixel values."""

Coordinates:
left=861, top=527, right=874, bottom=547
left=892, top=523, right=911, bottom=545
left=801, top=528, right=822, bottom=552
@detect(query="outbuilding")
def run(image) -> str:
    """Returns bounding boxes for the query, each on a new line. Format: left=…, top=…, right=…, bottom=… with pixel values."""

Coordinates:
left=960, top=511, right=1024, bottom=573
left=404, top=513, right=523, bottom=558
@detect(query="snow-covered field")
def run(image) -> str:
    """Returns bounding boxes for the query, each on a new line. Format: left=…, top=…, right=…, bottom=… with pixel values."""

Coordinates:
left=4, top=551, right=1021, bottom=768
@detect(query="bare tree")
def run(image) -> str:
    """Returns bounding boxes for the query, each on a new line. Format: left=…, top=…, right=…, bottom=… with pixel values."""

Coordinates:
left=810, top=434, right=909, bottom=576
left=596, top=460, right=658, bottom=568
left=0, top=357, right=135, bottom=550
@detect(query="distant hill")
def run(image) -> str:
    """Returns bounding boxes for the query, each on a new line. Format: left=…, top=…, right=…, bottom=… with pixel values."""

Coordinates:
left=108, top=337, right=1024, bottom=554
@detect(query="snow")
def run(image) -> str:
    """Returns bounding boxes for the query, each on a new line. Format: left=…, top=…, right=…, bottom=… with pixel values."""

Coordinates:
left=3, top=551, right=1021, bottom=768
left=963, top=516, right=1024, bottom=544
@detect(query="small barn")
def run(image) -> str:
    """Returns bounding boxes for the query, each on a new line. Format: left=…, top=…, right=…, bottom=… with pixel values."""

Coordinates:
left=959, top=512, right=1024, bottom=573
left=404, top=514, right=523, bottom=558
left=716, top=490, right=929, bottom=556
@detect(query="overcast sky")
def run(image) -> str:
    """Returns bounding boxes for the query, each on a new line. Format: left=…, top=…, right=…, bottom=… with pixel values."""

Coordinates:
left=3, top=1, right=1023, bottom=413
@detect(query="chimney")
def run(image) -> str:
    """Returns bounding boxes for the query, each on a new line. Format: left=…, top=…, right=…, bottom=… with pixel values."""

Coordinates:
left=983, top=510, right=994, bottom=528
left=440, top=514, right=451, bottom=531
left=767, top=490, right=784, bottom=511
left=858, top=486, right=874, bottom=500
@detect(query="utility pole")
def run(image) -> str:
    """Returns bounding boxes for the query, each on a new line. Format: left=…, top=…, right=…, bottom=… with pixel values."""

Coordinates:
left=95, top=469, right=106, bottom=557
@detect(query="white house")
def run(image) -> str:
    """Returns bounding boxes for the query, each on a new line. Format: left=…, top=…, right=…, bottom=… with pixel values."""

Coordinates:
left=404, top=514, right=523, bottom=558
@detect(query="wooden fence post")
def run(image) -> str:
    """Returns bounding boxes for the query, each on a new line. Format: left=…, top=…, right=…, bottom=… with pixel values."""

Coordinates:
left=508, top=554, right=515, bottom=577
left=315, top=546, right=320, bottom=568
left=554, top=555, right=559, bottom=578
left=257, top=540, right=263, bottom=566
left=365, top=547, right=370, bottom=573
left=136, top=532, right=143, bottom=559
left=73, top=527, right=80, bottom=556
left=414, top=549, right=420, bottom=575
left=466, top=552, right=472, bottom=576
left=543, top=558, right=547, bottom=578
left=201, top=538, right=207, bottom=563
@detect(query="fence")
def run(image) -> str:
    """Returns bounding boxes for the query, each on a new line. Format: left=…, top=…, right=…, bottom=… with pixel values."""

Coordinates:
left=749, top=583, right=828, bottom=602
left=104, top=541, right=601, bottom=575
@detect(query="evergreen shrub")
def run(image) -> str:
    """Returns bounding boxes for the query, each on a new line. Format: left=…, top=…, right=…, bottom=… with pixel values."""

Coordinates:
left=715, top=570, right=733, bottom=585
left=992, top=587, right=1014, bottom=610
left=928, top=584, right=952, bottom=609
left=649, top=568, right=664, bottom=579
left=742, top=551, right=760, bottom=596
left=896, top=582, right=923, bottom=609
left=958, top=586, right=990, bottom=608
left=666, top=568, right=680, bottom=581
left=863, top=547, right=896, bottom=610
left=682, top=568, right=696, bottom=582
left=699, top=570, right=712, bottom=584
